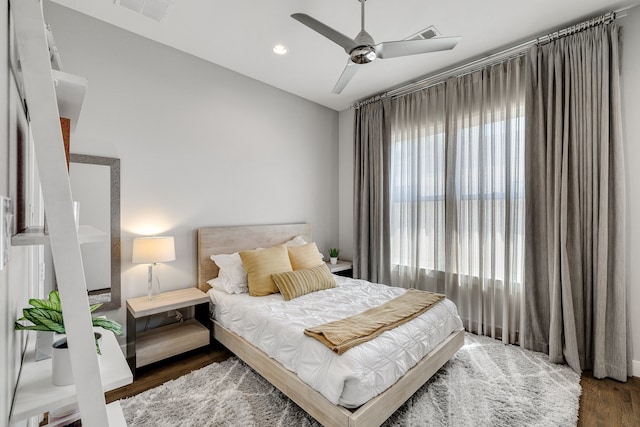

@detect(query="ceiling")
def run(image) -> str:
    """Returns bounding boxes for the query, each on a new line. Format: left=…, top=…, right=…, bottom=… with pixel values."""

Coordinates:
left=48, top=0, right=639, bottom=111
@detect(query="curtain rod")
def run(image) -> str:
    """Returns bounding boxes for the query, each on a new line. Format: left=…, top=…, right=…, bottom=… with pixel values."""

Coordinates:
left=353, top=8, right=629, bottom=109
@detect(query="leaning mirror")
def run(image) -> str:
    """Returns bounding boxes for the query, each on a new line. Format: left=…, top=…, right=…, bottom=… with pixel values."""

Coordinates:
left=68, top=153, right=121, bottom=311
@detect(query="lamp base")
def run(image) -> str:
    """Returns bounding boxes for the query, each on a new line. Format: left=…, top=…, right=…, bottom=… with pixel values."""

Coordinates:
left=147, top=264, right=154, bottom=301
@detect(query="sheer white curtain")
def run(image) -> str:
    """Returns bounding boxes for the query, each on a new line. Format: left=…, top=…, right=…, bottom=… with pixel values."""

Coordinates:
left=389, top=58, right=526, bottom=343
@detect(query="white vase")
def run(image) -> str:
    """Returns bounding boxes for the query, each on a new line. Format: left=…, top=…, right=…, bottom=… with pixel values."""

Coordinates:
left=52, top=337, right=73, bottom=386
left=330, top=257, right=338, bottom=265
left=51, top=332, right=102, bottom=386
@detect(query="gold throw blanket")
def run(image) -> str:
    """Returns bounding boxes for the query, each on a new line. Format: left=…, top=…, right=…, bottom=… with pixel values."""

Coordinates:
left=304, top=289, right=445, bottom=355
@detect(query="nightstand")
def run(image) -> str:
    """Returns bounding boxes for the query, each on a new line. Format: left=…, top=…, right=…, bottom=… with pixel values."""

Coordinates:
left=326, top=260, right=353, bottom=277
left=126, top=288, right=210, bottom=374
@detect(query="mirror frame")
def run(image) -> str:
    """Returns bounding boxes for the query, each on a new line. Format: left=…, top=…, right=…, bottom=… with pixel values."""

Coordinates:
left=69, top=153, right=121, bottom=311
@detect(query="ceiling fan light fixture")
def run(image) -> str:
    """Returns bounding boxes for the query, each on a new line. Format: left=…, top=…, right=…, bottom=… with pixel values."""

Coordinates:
left=350, top=46, right=377, bottom=64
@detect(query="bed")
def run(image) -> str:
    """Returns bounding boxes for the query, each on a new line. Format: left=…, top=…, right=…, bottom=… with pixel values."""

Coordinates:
left=198, top=224, right=464, bottom=427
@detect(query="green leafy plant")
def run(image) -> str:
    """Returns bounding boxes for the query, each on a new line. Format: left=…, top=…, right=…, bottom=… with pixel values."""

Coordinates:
left=15, top=290, right=122, bottom=355
left=329, top=248, right=340, bottom=258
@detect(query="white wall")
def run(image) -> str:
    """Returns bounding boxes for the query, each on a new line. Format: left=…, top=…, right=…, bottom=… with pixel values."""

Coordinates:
left=338, top=11, right=640, bottom=375
left=43, top=2, right=339, bottom=333
left=620, top=7, right=640, bottom=377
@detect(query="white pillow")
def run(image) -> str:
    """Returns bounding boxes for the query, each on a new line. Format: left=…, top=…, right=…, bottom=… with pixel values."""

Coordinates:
left=207, top=276, right=248, bottom=294
left=207, top=277, right=230, bottom=293
left=210, top=252, right=248, bottom=294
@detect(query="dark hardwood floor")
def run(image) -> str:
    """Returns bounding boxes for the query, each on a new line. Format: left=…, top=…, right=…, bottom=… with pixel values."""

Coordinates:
left=578, top=372, right=640, bottom=427
left=107, top=345, right=640, bottom=426
left=105, top=342, right=231, bottom=403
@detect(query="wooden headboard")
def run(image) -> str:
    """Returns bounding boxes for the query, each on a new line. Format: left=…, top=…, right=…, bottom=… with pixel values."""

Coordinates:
left=197, top=223, right=313, bottom=292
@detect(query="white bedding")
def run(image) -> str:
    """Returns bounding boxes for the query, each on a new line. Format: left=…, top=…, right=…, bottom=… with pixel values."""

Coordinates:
left=209, top=275, right=463, bottom=408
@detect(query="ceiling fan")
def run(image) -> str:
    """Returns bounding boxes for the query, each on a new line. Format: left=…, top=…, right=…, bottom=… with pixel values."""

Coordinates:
left=291, top=0, right=461, bottom=94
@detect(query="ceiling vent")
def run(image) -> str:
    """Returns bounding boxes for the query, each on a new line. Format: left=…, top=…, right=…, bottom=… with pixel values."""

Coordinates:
left=115, top=0, right=174, bottom=22
left=404, top=25, right=441, bottom=41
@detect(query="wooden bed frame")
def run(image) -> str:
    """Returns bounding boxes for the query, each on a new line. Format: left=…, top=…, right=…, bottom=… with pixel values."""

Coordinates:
left=197, top=224, right=464, bottom=427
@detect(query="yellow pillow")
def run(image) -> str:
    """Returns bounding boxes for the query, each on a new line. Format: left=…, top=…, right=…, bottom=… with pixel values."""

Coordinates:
left=272, top=263, right=336, bottom=301
left=288, top=242, right=324, bottom=270
left=240, top=244, right=293, bottom=296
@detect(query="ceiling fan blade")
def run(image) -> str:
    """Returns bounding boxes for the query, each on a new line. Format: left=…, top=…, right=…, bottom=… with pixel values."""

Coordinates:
left=291, top=13, right=358, bottom=54
left=376, top=36, right=462, bottom=59
left=332, top=61, right=359, bottom=94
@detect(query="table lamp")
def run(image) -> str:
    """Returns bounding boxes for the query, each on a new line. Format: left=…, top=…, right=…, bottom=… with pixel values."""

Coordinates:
left=132, top=236, right=176, bottom=300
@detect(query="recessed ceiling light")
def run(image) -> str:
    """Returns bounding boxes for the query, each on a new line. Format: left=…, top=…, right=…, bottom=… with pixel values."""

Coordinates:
left=272, top=44, right=289, bottom=55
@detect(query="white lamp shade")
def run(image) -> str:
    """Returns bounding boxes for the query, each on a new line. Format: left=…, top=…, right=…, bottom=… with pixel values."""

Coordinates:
left=132, top=236, right=176, bottom=264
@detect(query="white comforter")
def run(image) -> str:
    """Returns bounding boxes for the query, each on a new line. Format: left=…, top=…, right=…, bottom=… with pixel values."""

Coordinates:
left=208, top=275, right=463, bottom=408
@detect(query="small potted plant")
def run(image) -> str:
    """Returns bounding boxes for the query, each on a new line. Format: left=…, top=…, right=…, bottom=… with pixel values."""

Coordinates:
left=329, top=248, right=340, bottom=265
left=15, top=290, right=122, bottom=385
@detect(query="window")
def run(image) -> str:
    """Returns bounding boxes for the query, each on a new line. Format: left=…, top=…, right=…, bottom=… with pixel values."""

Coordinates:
left=389, top=67, right=526, bottom=293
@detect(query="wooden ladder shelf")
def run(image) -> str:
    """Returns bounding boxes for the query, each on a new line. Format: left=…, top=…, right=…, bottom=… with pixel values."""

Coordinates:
left=10, top=1, right=127, bottom=425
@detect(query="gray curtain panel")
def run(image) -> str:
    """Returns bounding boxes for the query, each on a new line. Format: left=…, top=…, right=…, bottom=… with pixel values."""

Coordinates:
left=523, top=23, right=630, bottom=380
left=353, top=100, right=392, bottom=283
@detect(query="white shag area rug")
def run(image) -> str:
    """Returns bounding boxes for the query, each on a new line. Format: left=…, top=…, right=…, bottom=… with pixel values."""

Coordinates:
left=120, top=333, right=581, bottom=426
